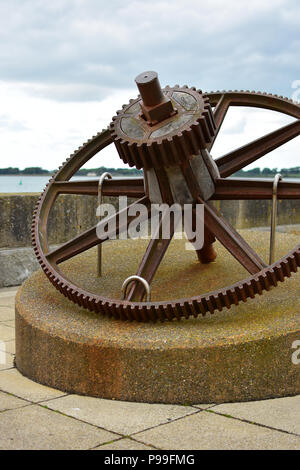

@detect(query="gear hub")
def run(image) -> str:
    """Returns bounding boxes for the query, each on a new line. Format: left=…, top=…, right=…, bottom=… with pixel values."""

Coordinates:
left=110, top=71, right=216, bottom=170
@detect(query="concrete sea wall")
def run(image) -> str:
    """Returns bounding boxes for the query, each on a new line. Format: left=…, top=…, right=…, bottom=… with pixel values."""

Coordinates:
left=1, top=193, right=300, bottom=287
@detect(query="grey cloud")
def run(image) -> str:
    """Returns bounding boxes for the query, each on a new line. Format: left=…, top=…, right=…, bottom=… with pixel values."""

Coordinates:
left=0, top=0, right=300, bottom=101
left=0, top=114, right=28, bottom=131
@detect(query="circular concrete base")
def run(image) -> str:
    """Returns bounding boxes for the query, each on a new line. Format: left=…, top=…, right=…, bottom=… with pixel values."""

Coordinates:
left=16, top=231, right=300, bottom=404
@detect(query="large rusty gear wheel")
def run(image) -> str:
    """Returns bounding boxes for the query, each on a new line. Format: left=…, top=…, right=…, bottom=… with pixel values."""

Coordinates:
left=32, top=85, right=300, bottom=322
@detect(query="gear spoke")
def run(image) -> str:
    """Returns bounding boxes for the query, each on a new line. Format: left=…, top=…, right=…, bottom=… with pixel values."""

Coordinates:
left=53, top=178, right=145, bottom=198
left=46, top=196, right=150, bottom=264
left=216, top=120, right=300, bottom=177
left=208, top=95, right=230, bottom=151
left=212, top=177, right=300, bottom=200
left=191, top=225, right=217, bottom=264
left=199, top=198, right=266, bottom=274
left=125, top=208, right=176, bottom=301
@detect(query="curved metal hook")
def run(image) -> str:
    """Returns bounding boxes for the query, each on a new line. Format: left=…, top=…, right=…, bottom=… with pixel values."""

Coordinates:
left=121, top=275, right=151, bottom=302
left=98, top=172, right=113, bottom=206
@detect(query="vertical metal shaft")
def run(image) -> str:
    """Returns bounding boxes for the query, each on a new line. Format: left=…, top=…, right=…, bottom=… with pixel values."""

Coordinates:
left=134, top=71, right=174, bottom=124
left=269, top=173, right=282, bottom=265
left=135, top=71, right=165, bottom=107
left=97, top=172, right=112, bottom=276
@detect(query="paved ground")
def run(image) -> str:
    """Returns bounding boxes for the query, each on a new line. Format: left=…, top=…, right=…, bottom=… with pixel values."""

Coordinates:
left=0, top=286, right=300, bottom=450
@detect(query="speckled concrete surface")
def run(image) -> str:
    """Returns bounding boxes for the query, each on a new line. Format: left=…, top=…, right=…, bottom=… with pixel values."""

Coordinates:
left=1, top=286, right=300, bottom=449
left=15, top=230, right=300, bottom=404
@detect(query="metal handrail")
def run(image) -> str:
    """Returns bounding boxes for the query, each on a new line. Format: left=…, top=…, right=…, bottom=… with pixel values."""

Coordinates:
left=269, top=173, right=282, bottom=265
left=97, top=172, right=112, bottom=276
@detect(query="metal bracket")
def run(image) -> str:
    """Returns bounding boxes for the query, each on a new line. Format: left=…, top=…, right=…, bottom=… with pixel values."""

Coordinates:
left=121, top=275, right=151, bottom=302
left=97, top=172, right=112, bottom=276
left=269, top=173, right=282, bottom=265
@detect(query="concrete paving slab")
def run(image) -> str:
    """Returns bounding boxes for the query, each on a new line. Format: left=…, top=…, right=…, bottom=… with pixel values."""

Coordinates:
left=0, top=288, right=18, bottom=296
left=135, top=410, right=300, bottom=450
left=0, top=307, right=15, bottom=322
left=213, top=395, right=300, bottom=435
left=2, top=320, right=15, bottom=328
left=0, top=291, right=17, bottom=309
left=94, top=438, right=154, bottom=450
left=0, top=369, right=66, bottom=402
left=0, top=390, right=28, bottom=411
left=0, top=404, right=118, bottom=450
left=44, top=394, right=197, bottom=435
left=0, top=298, right=15, bottom=308
left=0, top=339, right=15, bottom=355
left=0, top=351, right=14, bottom=370
left=0, top=324, right=15, bottom=342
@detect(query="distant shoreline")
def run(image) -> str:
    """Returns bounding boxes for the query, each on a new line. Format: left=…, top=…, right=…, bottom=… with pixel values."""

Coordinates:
left=0, top=173, right=139, bottom=178
left=2, top=173, right=300, bottom=179
left=0, top=166, right=142, bottom=177
left=1, top=174, right=54, bottom=177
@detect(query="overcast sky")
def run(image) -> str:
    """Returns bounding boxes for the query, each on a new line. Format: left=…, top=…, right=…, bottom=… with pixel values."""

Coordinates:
left=0, top=0, right=300, bottom=171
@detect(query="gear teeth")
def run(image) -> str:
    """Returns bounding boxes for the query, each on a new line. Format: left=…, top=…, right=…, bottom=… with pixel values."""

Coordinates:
left=281, top=260, right=291, bottom=277
left=229, top=288, right=239, bottom=305
left=243, top=281, right=253, bottom=299
left=155, top=305, right=165, bottom=322
left=202, top=297, right=212, bottom=314
left=259, top=273, right=270, bottom=291
left=287, top=255, right=298, bottom=273
left=110, top=85, right=216, bottom=169
left=183, top=301, right=194, bottom=318
left=246, top=279, right=257, bottom=294
left=274, top=265, right=284, bottom=282
left=31, top=92, right=300, bottom=322
left=239, top=286, right=248, bottom=303
left=266, top=269, right=277, bottom=287
left=172, top=303, right=181, bottom=321
left=256, top=278, right=264, bottom=295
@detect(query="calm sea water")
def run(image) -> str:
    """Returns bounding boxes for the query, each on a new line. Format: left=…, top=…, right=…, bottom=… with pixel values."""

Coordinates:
left=0, top=175, right=108, bottom=193
left=1, top=174, right=300, bottom=194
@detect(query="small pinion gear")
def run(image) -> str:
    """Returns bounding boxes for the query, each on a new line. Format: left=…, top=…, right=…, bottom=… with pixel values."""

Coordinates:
left=110, top=71, right=216, bottom=170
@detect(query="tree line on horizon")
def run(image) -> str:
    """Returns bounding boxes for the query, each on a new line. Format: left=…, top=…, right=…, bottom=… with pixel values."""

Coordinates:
left=234, top=167, right=300, bottom=177
left=0, top=166, right=142, bottom=176
left=1, top=166, right=300, bottom=178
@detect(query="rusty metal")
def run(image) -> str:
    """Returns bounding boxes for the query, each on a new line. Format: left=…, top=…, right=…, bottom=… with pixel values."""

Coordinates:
left=269, top=173, right=282, bottom=265
left=52, top=177, right=145, bottom=197
left=122, top=275, right=151, bottom=302
left=110, top=83, right=216, bottom=170
left=135, top=71, right=175, bottom=125
left=32, top=75, right=300, bottom=321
